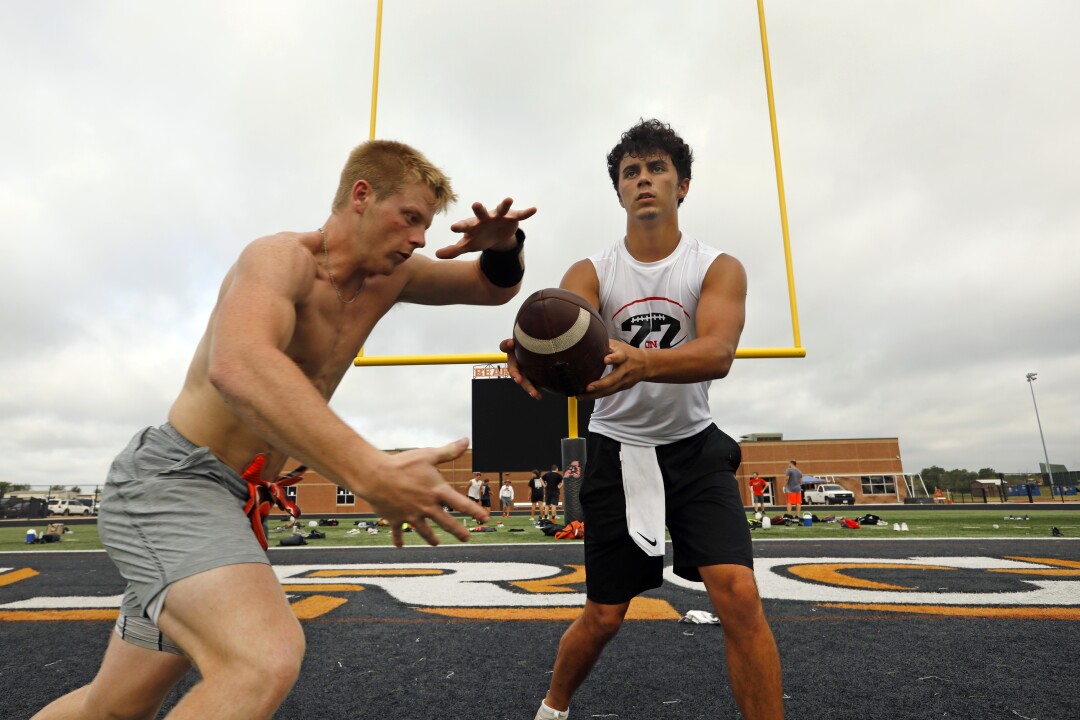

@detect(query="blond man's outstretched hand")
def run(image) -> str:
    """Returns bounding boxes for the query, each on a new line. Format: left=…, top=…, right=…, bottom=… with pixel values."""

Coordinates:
left=361, top=438, right=489, bottom=547
left=436, top=198, right=536, bottom=259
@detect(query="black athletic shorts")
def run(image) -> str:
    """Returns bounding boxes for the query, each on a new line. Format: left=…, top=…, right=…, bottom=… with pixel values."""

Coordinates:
left=580, top=424, right=752, bottom=604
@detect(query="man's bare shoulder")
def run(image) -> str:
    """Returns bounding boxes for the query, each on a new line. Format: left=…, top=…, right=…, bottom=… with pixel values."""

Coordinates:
left=560, top=258, right=600, bottom=289
left=236, top=231, right=320, bottom=273
left=556, top=259, right=602, bottom=312
left=705, top=252, right=746, bottom=285
left=242, top=231, right=317, bottom=258
left=221, top=231, right=322, bottom=301
left=565, top=257, right=597, bottom=276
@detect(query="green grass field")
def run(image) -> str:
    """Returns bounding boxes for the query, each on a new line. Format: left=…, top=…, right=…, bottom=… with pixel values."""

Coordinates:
left=1, top=509, right=1076, bottom=553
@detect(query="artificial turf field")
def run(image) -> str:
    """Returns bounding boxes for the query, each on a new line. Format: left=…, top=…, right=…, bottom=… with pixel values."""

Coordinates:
left=2, top=508, right=1078, bottom=719
left=4, top=507, right=1079, bottom=551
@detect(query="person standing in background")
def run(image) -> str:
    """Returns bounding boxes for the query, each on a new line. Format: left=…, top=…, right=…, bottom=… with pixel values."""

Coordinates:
left=500, top=478, right=515, bottom=517
left=529, top=469, right=545, bottom=519
left=784, top=461, right=803, bottom=517
left=481, top=478, right=492, bottom=511
left=541, top=465, right=563, bottom=521
left=468, top=473, right=483, bottom=506
left=749, top=471, right=768, bottom=515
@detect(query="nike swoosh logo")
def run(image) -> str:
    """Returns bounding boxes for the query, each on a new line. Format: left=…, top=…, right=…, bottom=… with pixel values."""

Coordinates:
left=636, top=532, right=657, bottom=547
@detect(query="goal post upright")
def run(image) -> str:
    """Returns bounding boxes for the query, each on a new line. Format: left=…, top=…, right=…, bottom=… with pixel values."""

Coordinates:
left=355, top=0, right=806, bottom=371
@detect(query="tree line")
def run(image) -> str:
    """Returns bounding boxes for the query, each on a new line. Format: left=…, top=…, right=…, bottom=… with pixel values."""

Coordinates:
left=919, top=466, right=1034, bottom=491
left=0, top=482, right=83, bottom=499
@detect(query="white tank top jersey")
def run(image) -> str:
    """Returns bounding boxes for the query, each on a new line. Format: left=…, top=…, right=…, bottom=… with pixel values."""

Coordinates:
left=587, top=235, right=723, bottom=446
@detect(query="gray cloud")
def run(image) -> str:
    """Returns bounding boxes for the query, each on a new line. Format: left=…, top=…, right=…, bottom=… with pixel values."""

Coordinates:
left=2, top=1, right=1077, bottom=491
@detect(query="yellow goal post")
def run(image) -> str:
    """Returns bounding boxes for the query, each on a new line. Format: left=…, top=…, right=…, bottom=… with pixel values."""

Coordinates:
left=354, top=0, right=804, bottom=373
left=351, top=1, right=805, bottom=439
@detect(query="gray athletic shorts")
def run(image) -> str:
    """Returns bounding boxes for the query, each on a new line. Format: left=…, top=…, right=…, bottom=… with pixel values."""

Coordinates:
left=99, top=423, right=270, bottom=653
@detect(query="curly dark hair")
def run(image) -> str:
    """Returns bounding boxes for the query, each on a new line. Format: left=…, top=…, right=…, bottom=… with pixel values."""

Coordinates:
left=606, top=119, right=693, bottom=205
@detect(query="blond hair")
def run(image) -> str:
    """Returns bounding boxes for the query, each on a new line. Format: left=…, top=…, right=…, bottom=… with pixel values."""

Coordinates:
left=332, top=140, right=456, bottom=213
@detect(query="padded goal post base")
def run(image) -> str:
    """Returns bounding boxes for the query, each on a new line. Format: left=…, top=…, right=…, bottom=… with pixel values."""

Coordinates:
left=561, top=437, right=587, bottom=524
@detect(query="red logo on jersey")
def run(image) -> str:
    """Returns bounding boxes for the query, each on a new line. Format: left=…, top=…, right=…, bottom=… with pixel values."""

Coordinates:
left=610, top=297, right=689, bottom=349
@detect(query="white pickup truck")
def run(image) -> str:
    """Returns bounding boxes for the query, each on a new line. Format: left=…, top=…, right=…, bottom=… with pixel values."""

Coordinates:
left=803, top=483, right=856, bottom=505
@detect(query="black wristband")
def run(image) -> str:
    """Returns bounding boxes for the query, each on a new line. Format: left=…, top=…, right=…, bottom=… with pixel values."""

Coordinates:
left=479, top=228, right=526, bottom=288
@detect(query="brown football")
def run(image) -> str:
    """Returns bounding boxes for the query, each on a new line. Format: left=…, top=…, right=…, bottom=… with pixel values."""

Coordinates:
left=513, top=288, right=609, bottom=396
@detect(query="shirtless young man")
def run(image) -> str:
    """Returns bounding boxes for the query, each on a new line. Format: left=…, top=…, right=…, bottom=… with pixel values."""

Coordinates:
left=33, top=139, right=535, bottom=720
left=502, top=119, right=783, bottom=719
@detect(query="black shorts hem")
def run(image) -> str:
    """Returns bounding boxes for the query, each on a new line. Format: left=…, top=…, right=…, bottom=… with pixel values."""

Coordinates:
left=673, top=554, right=754, bottom=583
left=586, top=574, right=663, bottom=605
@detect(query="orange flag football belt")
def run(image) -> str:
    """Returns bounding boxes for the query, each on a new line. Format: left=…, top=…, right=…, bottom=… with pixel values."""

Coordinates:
left=240, top=454, right=306, bottom=551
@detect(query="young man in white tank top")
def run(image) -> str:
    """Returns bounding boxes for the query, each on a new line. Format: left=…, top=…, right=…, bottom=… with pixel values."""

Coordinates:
left=504, top=119, right=784, bottom=720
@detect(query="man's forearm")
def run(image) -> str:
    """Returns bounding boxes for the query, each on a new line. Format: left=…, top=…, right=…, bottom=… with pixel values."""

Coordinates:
left=641, top=336, right=738, bottom=384
left=209, top=349, right=383, bottom=495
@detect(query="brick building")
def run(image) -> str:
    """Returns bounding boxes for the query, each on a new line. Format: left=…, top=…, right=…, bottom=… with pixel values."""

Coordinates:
left=736, top=434, right=910, bottom=506
left=276, top=435, right=911, bottom=517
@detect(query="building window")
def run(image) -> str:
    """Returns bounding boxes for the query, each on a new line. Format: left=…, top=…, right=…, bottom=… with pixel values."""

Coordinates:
left=861, top=475, right=896, bottom=495
left=336, top=486, right=355, bottom=506
left=762, top=477, right=776, bottom=503
left=284, top=486, right=297, bottom=503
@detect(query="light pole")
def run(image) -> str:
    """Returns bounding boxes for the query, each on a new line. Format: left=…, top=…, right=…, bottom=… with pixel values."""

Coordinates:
left=1025, top=373, right=1060, bottom=503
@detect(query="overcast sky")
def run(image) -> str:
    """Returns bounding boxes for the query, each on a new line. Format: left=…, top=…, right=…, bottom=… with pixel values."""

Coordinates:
left=2, top=1, right=1077, bottom=492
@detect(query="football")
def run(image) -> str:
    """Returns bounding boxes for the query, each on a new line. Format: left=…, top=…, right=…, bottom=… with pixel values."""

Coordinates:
left=513, top=288, right=609, bottom=396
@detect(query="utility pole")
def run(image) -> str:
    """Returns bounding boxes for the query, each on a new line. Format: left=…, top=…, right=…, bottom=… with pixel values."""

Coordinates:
left=1026, top=373, right=1060, bottom=503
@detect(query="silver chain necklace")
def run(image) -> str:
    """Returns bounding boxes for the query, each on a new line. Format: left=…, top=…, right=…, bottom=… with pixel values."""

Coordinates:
left=318, top=227, right=363, bottom=304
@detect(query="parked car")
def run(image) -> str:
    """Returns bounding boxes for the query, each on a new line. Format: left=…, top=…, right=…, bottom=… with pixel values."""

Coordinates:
left=47, top=498, right=93, bottom=516
left=803, top=483, right=856, bottom=505
left=74, top=498, right=99, bottom=515
left=3, top=497, right=50, bottom=518
left=1, top=498, right=29, bottom=518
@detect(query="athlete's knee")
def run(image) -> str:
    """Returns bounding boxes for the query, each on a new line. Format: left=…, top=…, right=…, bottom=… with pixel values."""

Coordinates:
left=580, top=602, right=628, bottom=642
left=222, top=651, right=303, bottom=710
left=704, top=562, right=757, bottom=594
left=250, top=627, right=306, bottom=696
left=703, top=567, right=766, bottom=626
left=208, top=624, right=305, bottom=704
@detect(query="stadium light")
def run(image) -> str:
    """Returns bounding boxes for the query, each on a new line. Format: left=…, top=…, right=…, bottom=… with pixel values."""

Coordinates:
left=1025, top=373, right=1060, bottom=503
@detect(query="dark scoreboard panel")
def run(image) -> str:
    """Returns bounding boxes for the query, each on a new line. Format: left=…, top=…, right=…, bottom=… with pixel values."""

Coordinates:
left=471, top=378, right=593, bottom=473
